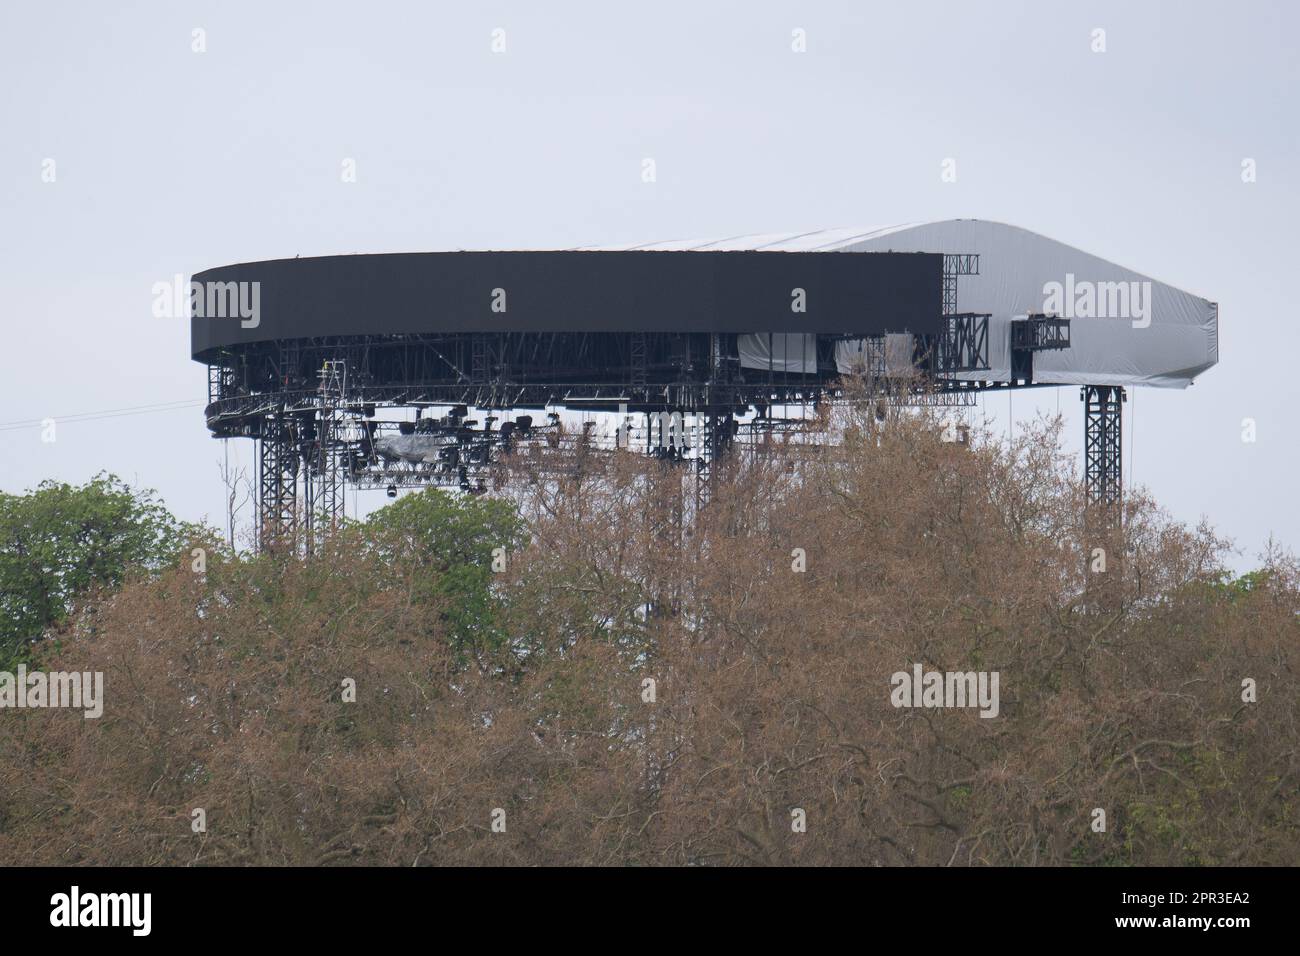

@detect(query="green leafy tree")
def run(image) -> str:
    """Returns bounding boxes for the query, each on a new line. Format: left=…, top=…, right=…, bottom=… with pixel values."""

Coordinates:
left=0, top=473, right=190, bottom=668
left=361, top=488, right=527, bottom=655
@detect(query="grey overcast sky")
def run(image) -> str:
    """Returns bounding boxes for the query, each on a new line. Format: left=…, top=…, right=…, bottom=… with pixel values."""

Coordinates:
left=1, top=0, right=1296, bottom=569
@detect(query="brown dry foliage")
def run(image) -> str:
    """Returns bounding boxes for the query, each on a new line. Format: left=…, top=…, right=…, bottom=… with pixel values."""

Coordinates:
left=1, top=402, right=1297, bottom=866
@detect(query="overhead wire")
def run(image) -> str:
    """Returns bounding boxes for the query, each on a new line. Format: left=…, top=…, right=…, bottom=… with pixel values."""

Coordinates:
left=0, top=399, right=204, bottom=432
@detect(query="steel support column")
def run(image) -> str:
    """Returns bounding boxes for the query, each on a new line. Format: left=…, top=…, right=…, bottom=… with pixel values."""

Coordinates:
left=1083, top=385, right=1124, bottom=510
left=257, top=414, right=299, bottom=550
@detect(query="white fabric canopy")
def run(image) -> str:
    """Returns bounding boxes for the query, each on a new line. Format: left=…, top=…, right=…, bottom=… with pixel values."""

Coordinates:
left=737, top=333, right=818, bottom=374
left=579, top=221, right=1219, bottom=389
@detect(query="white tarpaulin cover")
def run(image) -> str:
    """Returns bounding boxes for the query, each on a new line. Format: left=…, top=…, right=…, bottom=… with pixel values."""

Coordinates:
left=579, top=221, right=1218, bottom=389
left=737, top=332, right=818, bottom=374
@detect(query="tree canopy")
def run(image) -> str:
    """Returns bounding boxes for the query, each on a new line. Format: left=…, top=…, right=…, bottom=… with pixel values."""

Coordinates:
left=0, top=474, right=190, bottom=669
left=1, top=417, right=1297, bottom=866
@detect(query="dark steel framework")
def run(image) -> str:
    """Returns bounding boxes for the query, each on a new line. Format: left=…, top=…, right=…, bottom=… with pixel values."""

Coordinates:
left=1083, top=384, right=1125, bottom=511
left=1011, top=314, right=1071, bottom=352
left=206, top=321, right=994, bottom=546
left=256, top=415, right=298, bottom=550
left=193, top=249, right=1120, bottom=549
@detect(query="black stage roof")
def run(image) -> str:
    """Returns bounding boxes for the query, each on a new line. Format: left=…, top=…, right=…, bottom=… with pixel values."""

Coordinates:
left=190, top=250, right=943, bottom=361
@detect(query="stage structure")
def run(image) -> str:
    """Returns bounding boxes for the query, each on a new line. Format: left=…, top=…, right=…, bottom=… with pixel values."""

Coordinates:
left=190, top=221, right=1218, bottom=550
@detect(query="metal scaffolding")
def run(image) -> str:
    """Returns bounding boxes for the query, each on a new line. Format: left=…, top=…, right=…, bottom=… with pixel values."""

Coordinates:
left=256, top=414, right=299, bottom=551
left=206, top=254, right=1017, bottom=550
left=1083, top=384, right=1125, bottom=511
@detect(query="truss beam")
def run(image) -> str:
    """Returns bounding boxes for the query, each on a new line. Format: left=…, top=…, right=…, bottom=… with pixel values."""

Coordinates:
left=1083, top=384, right=1124, bottom=511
